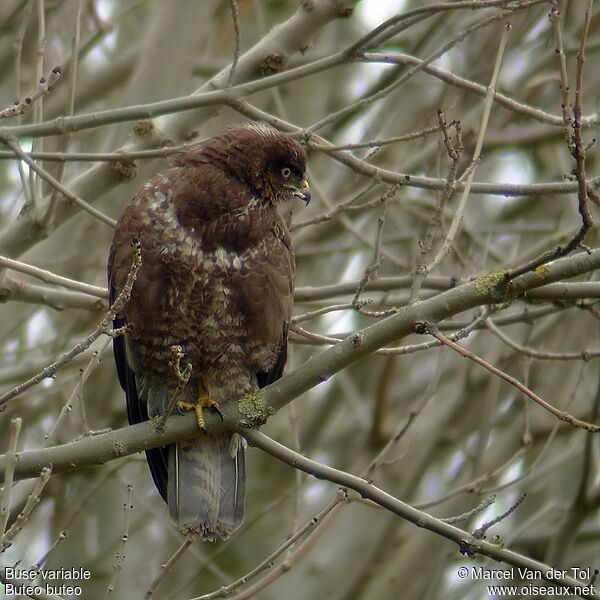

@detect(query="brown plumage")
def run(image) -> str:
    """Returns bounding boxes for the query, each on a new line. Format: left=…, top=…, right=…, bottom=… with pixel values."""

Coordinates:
left=108, top=123, right=309, bottom=539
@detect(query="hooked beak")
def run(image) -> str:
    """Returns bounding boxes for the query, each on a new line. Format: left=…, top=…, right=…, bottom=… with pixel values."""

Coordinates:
left=292, top=179, right=311, bottom=205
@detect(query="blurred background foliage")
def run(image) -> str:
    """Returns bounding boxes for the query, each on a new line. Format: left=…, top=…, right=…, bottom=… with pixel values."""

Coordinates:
left=1, top=0, right=600, bottom=598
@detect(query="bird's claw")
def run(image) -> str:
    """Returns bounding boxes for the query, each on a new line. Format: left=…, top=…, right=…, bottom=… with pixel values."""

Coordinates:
left=176, top=394, right=221, bottom=430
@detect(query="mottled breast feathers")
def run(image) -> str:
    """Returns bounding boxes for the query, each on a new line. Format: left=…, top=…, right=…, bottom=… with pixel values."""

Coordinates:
left=109, top=124, right=307, bottom=385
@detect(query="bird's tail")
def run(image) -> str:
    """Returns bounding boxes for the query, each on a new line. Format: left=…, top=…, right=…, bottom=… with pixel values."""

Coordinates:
left=168, top=432, right=245, bottom=540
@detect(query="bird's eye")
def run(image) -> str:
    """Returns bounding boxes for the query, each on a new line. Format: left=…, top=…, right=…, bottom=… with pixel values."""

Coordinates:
left=281, top=167, right=291, bottom=179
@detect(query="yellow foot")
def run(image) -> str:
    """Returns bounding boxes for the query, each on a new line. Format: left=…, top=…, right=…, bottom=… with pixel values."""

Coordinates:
left=176, top=393, right=221, bottom=429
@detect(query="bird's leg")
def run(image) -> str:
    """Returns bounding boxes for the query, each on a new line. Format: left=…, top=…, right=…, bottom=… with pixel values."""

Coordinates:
left=176, top=392, right=221, bottom=429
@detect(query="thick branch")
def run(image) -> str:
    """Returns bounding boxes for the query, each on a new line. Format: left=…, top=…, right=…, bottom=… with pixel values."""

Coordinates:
left=3, top=247, right=600, bottom=479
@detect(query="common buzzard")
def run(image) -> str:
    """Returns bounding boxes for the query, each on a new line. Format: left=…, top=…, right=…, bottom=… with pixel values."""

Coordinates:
left=108, top=123, right=310, bottom=539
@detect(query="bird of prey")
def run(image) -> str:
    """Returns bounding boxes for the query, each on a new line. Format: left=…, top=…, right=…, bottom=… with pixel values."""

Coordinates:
left=108, top=123, right=310, bottom=540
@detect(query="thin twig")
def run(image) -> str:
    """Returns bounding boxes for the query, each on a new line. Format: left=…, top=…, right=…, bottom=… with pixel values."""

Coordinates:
left=0, top=66, right=61, bottom=120
left=415, top=446, right=530, bottom=510
left=227, top=0, right=241, bottom=86
left=13, top=2, right=36, bottom=209
left=549, top=6, right=573, bottom=144
left=158, top=345, right=192, bottom=430
left=33, top=531, right=68, bottom=571
left=312, top=125, right=441, bottom=151
left=44, top=338, right=113, bottom=447
left=441, top=494, right=496, bottom=524
left=428, top=24, right=511, bottom=270
left=0, top=255, right=108, bottom=299
left=0, top=241, right=141, bottom=407
left=144, top=539, right=193, bottom=600
left=105, top=484, right=134, bottom=598
left=291, top=181, right=379, bottom=231
left=0, top=418, right=23, bottom=550
left=292, top=302, right=357, bottom=324
left=13, top=0, right=32, bottom=110
left=418, top=322, right=600, bottom=432
left=504, top=2, right=594, bottom=281
left=292, top=308, right=488, bottom=355
left=194, top=498, right=344, bottom=600
left=285, top=402, right=302, bottom=548
left=485, top=317, right=600, bottom=360
left=66, top=0, right=82, bottom=118
left=473, top=493, right=527, bottom=538
left=0, top=136, right=117, bottom=228
left=351, top=188, right=393, bottom=306
left=2, top=467, right=52, bottom=549
left=0, top=145, right=192, bottom=162
left=409, top=112, right=462, bottom=304
left=31, top=0, right=46, bottom=213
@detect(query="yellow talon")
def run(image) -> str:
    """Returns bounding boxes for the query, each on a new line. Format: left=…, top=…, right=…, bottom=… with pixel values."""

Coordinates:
left=176, top=393, right=220, bottom=429
left=194, top=403, right=206, bottom=429
left=176, top=400, right=195, bottom=411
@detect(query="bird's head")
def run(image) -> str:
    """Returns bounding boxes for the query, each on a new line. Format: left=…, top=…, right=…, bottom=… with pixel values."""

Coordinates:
left=258, top=126, right=311, bottom=205
left=200, top=123, right=311, bottom=206
left=267, top=157, right=311, bottom=206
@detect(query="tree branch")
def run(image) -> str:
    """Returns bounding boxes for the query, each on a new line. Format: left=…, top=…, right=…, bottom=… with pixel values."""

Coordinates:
left=241, top=430, right=598, bottom=599
left=0, top=0, right=359, bottom=259
left=3, top=246, right=600, bottom=479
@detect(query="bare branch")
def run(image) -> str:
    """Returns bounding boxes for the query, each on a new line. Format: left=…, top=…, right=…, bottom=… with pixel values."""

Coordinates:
left=0, top=418, right=22, bottom=550
left=0, top=255, right=108, bottom=299
left=3, top=247, right=600, bottom=482
left=105, top=484, right=133, bottom=598
left=144, top=539, right=193, bottom=600
left=227, top=0, right=241, bottom=86
left=0, top=66, right=62, bottom=120
left=427, top=24, right=511, bottom=270
left=418, top=322, right=600, bottom=432
left=2, top=467, right=52, bottom=550
left=0, top=136, right=117, bottom=228
left=0, top=241, right=140, bottom=407
left=241, top=430, right=597, bottom=599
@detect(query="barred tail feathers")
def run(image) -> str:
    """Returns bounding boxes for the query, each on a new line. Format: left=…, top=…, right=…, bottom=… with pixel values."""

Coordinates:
left=168, top=433, right=245, bottom=540
left=136, top=372, right=246, bottom=540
